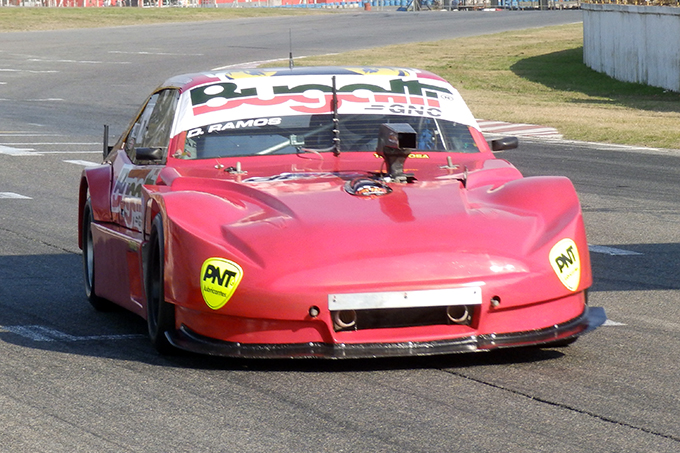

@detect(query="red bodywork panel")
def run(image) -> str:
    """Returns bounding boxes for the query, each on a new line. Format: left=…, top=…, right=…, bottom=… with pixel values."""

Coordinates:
left=154, top=152, right=592, bottom=344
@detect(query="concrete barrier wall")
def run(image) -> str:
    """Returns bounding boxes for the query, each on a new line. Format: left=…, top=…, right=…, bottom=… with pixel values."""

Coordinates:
left=582, top=3, right=680, bottom=92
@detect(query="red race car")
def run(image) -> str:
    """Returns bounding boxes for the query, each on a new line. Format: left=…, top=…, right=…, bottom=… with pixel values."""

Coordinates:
left=78, top=66, right=605, bottom=358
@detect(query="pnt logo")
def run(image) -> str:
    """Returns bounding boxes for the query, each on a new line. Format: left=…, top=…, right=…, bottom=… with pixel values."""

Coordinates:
left=200, top=258, right=244, bottom=310
left=549, top=239, right=581, bottom=292
left=204, top=265, right=237, bottom=288
left=555, top=245, right=577, bottom=273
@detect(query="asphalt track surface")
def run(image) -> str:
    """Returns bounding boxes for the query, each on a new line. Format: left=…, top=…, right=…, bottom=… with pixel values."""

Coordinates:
left=1, top=10, right=679, bottom=452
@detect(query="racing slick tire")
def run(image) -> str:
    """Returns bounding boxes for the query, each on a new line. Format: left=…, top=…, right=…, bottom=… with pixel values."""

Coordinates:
left=82, top=198, right=116, bottom=312
left=145, top=215, right=177, bottom=355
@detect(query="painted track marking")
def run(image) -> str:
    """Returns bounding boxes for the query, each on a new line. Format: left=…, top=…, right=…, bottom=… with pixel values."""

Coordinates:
left=64, top=159, right=101, bottom=167
left=0, top=192, right=31, bottom=199
left=588, top=245, right=643, bottom=256
left=0, top=144, right=36, bottom=156
left=1, top=325, right=144, bottom=342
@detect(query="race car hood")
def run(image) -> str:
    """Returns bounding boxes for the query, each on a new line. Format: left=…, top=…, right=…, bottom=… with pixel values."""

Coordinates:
left=157, top=158, right=588, bottom=300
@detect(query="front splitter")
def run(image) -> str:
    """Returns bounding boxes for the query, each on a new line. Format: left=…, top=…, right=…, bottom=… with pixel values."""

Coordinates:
left=166, top=306, right=606, bottom=359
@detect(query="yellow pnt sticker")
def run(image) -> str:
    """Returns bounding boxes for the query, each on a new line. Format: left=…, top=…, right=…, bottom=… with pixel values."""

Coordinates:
left=346, top=67, right=410, bottom=77
left=549, top=239, right=581, bottom=292
left=200, top=258, right=244, bottom=310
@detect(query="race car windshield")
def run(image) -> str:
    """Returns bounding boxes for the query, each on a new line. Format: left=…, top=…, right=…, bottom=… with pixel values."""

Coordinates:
left=181, top=114, right=480, bottom=159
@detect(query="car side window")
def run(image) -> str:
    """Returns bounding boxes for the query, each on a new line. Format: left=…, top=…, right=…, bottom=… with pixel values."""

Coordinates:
left=125, top=89, right=179, bottom=164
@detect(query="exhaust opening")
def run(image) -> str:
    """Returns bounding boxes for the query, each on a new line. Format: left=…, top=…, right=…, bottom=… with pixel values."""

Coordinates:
left=332, top=310, right=357, bottom=331
left=446, top=305, right=470, bottom=325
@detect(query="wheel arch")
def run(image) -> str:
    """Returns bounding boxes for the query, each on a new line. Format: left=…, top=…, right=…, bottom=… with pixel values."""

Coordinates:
left=78, top=165, right=112, bottom=249
left=142, top=193, right=169, bottom=309
left=144, top=195, right=165, bottom=238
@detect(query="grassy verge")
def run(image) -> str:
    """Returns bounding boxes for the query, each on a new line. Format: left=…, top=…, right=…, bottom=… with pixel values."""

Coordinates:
left=0, top=7, right=327, bottom=32
left=296, top=23, right=680, bottom=150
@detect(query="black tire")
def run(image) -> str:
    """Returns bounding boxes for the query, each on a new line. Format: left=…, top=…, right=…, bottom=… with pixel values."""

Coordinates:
left=145, top=215, right=177, bottom=355
left=82, top=198, right=116, bottom=311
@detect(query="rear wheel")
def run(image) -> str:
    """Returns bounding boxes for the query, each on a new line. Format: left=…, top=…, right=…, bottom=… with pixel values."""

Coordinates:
left=145, top=215, right=176, bottom=354
left=82, top=198, right=115, bottom=311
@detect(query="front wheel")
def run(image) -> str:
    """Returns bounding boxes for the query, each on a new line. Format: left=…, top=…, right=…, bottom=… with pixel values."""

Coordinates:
left=145, top=215, right=177, bottom=354
left=82, top=198, right=115, bottom=311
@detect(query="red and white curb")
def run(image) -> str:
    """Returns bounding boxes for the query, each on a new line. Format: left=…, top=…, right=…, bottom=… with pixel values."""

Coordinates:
left=477, top=119, right=563, bottom=139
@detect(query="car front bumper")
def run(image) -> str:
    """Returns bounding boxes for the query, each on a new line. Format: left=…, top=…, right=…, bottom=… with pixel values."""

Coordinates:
left=166, top=306, right=606, bottom=359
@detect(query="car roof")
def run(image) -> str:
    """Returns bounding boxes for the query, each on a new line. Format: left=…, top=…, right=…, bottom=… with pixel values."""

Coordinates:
left=165, top=66, right=479, bottom=135
left=160, top=66, right=449, bottom=92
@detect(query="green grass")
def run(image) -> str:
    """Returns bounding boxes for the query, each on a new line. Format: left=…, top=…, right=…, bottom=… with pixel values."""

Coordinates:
left=0, top=7, right=328, bottom=32
left=295, top=23, right=680, bottom=149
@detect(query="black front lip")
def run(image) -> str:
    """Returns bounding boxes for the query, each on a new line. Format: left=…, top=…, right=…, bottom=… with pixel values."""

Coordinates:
left=166, top=306, right=606, bottom=360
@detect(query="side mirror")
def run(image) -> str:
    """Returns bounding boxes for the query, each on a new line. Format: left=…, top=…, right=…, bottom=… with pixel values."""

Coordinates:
left=491, top=136, right=519, bottom=152
left=135, top=147, right=164, bottom=162
left=103, top=125, right=113, bottom=159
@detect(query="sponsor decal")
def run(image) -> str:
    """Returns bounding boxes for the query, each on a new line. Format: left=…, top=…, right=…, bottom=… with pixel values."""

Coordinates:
left=373, top=152, right=430, bottom=159
left=200, top=258, right=244, bottom=310
left=243, top=172, right=339, bottom=183
left=190, top=78, right=449, bottom=116
left=345, top=178, right=392, bottom=198
left=222, top=70, right=277, bottom=80
left=549, top=239, right=581, bottom=291
left=366, top=103, right=441, bottom=117
left=111, top=164, right=162, bottom=231
left=187, top=117, right=282, bottom=138
left=345, top=68, right=411, bottom=77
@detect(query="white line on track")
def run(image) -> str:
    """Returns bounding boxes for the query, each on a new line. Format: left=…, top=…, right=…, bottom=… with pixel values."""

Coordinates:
left=33, top=150, right=101, bottom=154
left=1, top=142, right=98, bottom=146
left=64, top=159, right=101, bottom=167
left=109, top=50, right=199, bottom=57
left=0, top=133, right=61, bottom=137
left=0, top=98, right=64, bottom=102
left=0, top=145, right=101, bottom=156
left=0, top=145, right=36, bottom=156
left=0, top=192, right=31, bottom=199
left=588, top=244, right=643, bottom=256
left=0, top=68, right=58, bottom=74
left=0, top=325, right=145, bottom=342
left=28, top=58, right=105, bottom=64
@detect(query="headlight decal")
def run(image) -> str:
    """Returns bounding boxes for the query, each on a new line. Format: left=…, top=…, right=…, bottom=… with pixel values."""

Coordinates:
left=549, top=238, right=581, bottom=292
left=200, top=258, right=244, bottom=310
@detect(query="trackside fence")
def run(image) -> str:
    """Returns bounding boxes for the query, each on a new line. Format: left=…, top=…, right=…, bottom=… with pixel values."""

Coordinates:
left=584, top=0, right=679, bottom=5
left=582, top=2, right=680, bottom=92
